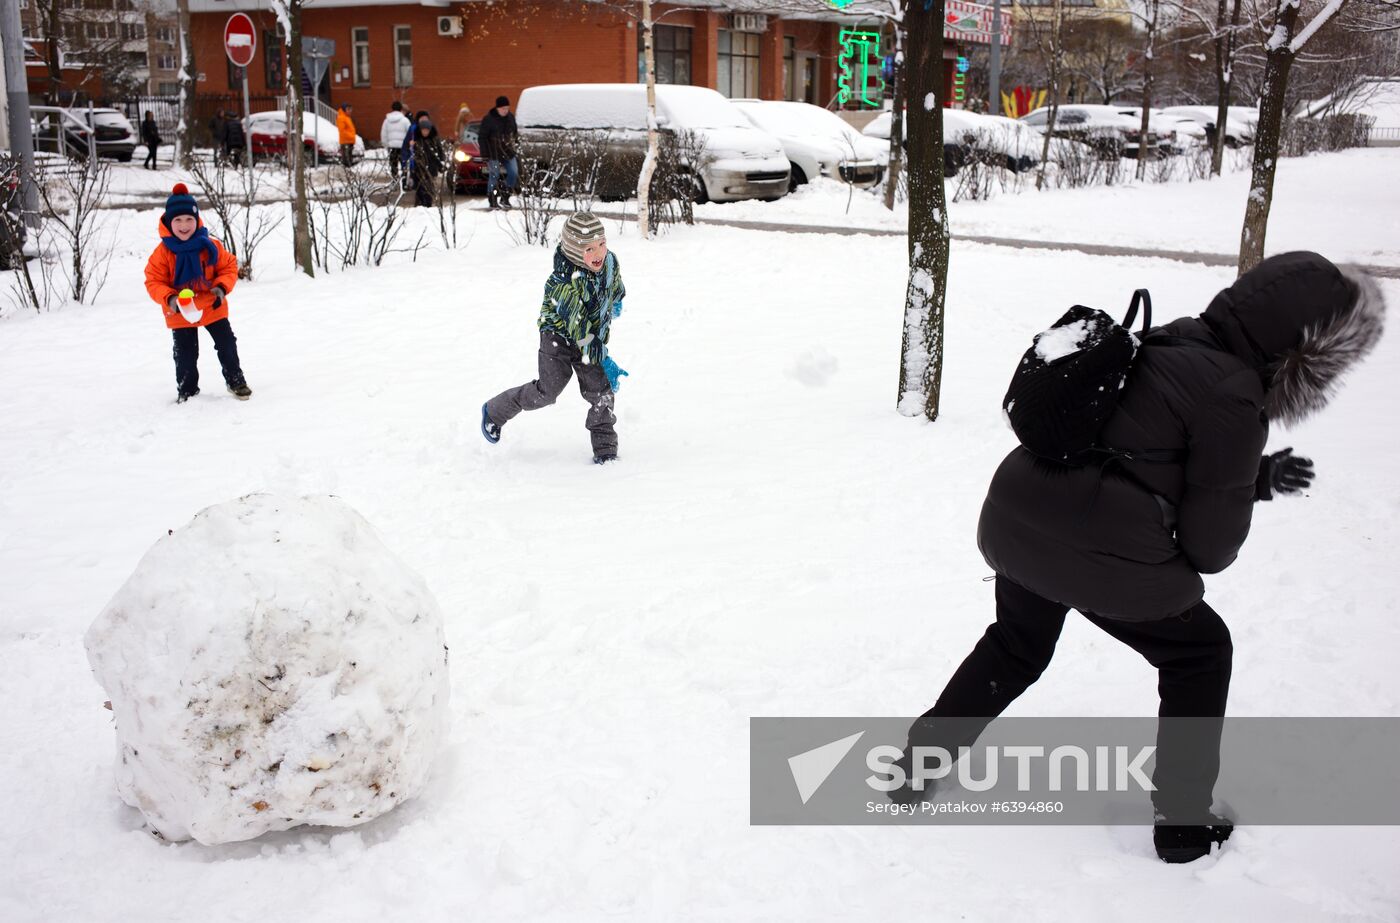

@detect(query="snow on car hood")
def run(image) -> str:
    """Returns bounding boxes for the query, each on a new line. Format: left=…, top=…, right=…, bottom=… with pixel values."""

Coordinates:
left=696, top=125, right=785, bottom=161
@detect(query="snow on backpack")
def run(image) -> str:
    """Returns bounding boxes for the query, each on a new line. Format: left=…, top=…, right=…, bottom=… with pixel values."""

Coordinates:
left=1003, top=289, right=1159, bottom=467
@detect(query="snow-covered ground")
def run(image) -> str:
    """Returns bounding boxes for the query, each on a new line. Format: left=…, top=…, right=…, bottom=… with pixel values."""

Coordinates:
left=1, top=148, right=1397, bottom=921
left=697, top=146, right=1400, bottom=265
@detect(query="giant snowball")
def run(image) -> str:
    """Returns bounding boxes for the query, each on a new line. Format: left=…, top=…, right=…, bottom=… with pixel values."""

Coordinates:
left=84, top=494, right=450, bottom=845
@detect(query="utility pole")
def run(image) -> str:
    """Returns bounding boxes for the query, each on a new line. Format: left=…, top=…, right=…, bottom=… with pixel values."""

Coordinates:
left=1, top=0, right=41, bottom=228
left=989, top=0, right=1003, bottom=115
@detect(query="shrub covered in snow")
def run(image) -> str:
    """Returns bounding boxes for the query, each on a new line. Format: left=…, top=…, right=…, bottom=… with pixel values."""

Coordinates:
left=84, top=494, right=450, bottom=845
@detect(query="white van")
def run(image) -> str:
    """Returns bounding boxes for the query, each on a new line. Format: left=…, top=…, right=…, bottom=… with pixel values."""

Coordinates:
left=515, top=83, right=790, bottom=202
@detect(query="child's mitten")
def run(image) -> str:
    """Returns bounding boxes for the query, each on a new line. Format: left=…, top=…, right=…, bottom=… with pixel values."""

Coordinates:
left=602, top=356, right=628, bottom=392
left=612, top=299, right=623, bottom=319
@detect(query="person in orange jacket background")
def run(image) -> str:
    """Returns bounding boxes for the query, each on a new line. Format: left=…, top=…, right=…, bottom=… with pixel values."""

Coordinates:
left=144, top=183, right=252, bottom=403
left=337, top=103, right=358, bottom=168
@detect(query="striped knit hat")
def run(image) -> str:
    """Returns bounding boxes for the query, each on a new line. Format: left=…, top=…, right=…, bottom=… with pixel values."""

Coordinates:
left=560, top=212, right=606, bottom=269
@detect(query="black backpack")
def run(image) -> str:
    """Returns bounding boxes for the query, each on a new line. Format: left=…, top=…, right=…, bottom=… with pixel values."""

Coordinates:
left=1003, top=289, right=1162, bottom=467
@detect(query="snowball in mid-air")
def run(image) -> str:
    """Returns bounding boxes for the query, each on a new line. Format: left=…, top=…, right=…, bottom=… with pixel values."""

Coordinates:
left=84, top=493, right=451, bottom=845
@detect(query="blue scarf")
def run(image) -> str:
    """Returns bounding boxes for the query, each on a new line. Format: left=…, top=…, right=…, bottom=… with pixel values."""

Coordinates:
left=161, top=226, right=220, bottom=289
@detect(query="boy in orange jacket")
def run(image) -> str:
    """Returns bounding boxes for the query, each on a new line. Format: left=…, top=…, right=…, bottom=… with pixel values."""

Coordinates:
left=144, top=183, right=251, bottom=403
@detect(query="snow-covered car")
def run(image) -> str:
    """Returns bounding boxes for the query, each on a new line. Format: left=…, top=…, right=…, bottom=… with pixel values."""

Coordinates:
left=860, top=109, right=992, bottom=176
left=246, top=110, right=366, bottom=163
left=1114, top=108, right=1184, bottom=155
left=1159, top=105, right=1257, bottom=147
left=28, top=106, right=103, bottom=160
left=731, top=100, right=884, bottom=190
left=517, top=83, right=789, bottom=202
left=1020, top=105, right=1155, bottom=158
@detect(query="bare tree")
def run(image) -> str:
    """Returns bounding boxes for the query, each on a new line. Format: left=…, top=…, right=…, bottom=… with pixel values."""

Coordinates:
left=884, top=26, right=907, bottom=211
left=187, top=157, right=284, bottom=280
left=1238, top=0, right=1354, bottom=274
left=1212, top=0, right=1245, bottom=174
left=32, top=158, right=113, bottom=305
left=1136, top=0, right=1163, bottom=181
left=271, top=0, right=315, bottom=277
left=175, top=0, right=194, bottom=168
left=1062, top=19, right=1142, bottom=104
left=1029, top=0, right=1068, bottom=191
left=899, top=0, right=952, bottom=420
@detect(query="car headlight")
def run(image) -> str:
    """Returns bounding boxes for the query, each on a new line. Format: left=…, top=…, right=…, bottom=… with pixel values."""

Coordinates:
left=453, top=150, right=469, bottom=163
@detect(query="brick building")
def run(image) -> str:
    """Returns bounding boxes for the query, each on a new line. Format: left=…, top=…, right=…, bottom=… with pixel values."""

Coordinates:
left=184, top=1, right=923, bottom=132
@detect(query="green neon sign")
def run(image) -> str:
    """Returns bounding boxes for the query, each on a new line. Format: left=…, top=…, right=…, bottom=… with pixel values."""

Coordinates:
left=837, top=29, right=884, bottom=109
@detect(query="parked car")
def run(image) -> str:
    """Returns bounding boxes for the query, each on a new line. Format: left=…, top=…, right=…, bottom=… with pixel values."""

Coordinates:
left=31, top=106, right=137, bottom=161
left=1114, top=107, right=1184, bottom=154
left=731, top=100, right=884, bottom=190
left=515, top=83, right=789, bottom=202
left=247, top=110, right=365, bottom=163
left=452, top=120, right=487, bottom=193
left=29, top=106, right=109, bottom=160
left=1159, top=105, right=1257, bottom=147
left=859, top=109, right=985, bottom=176
left=1019, top=104, right=1155, bottom=158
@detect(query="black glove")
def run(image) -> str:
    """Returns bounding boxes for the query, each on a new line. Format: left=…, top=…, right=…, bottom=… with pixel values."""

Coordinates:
left=211, top=286, right=226, bottom=310
left=1256, top=447, right=1314, bottom=501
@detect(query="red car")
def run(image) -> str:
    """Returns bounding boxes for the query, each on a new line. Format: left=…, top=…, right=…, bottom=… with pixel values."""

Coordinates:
left=453, top=120, right=487, bottom=193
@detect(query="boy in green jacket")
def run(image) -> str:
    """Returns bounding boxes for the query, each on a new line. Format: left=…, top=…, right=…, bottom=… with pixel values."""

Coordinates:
left=482, top=212, right=627, bottom=464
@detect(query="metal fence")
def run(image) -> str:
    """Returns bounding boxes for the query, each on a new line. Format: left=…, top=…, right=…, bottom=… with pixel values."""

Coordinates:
left=113, top=94, right=283, bottom=147
left=1368, top=126, right=1400, bottom=146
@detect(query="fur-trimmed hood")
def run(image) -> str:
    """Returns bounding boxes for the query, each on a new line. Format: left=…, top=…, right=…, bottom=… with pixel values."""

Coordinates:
left=1201, top=252, right=1386, bottom=426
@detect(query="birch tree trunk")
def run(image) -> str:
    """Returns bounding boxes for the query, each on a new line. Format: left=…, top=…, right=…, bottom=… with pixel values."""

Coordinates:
left=636, top=0, right=660, bottom=238
left=175, top=0, right=194, bottom=168
left=898, top=0, right=951, bottom=421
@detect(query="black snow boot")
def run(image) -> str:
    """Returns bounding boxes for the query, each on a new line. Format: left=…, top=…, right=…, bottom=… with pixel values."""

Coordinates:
left=487, top=190, right=500, bottom=210
left=227, top=380, right=253, bottom=400
left=176, top=387, right=200, bottom=404
left=502, top=190, right=514, bottom=210
left=1154, top=818, right=1234, bottom=863
left=593, top=454, right=617, bottom=466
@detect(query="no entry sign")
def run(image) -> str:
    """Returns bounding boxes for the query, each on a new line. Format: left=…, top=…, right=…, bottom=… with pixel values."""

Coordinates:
left=224, top=14, right=257, bottom=68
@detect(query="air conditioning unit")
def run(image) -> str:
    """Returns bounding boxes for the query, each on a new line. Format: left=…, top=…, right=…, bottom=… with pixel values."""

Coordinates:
left=437, top=15, right=462, bottom=38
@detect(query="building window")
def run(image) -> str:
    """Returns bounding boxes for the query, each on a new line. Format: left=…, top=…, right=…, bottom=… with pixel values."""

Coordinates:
left=158, top=81, right=179, bottom=95
left=155, top=26, right=174, bottom=44
left=351, top=26, right=370, bottom=86
left=122, top=21, right=145, bottom=41
left=264, top=29, right=284, bottom=91
left=393, top=25, right=412, bottom=87
left=84, top=21, right=112, bottom=40
left=156, top=53, right=176, bottom=70
left=637, top=24, right=690, bottom=86
left=716, top=29, right=760, bottom=99
left=228, top=58, right=245, bottom=88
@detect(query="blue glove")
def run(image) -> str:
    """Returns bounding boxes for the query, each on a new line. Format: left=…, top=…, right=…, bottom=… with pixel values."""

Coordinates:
left=612, top=299, right=623, bottom=319
left=602, top=356, right=628, bottom=392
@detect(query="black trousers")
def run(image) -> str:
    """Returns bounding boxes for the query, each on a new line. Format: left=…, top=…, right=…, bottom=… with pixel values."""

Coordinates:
left=144, top=142, right=159, bottom=170
left=172, top=319, right=245, bottom=395
left=911, top=575, right=1232, bottom=822
left=484, top=330, right=617, bottom=456
left=388, top=148, right=402, bottom=179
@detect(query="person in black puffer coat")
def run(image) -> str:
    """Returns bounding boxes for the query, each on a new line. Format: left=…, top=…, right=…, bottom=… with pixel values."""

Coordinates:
left=478, top=95, right=519, bottom=210
left=892, top=252, right=1385, bottom=863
